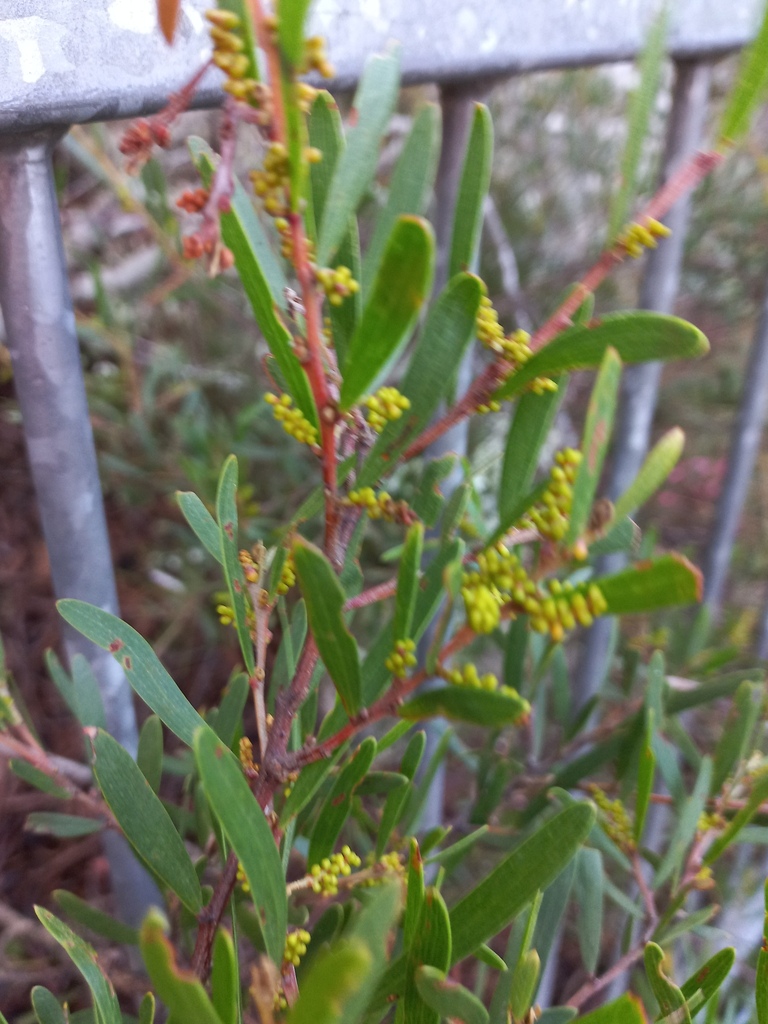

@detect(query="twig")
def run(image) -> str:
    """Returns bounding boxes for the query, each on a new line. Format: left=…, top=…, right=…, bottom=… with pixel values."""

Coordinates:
left=566, top=942, right=646, bottom=1010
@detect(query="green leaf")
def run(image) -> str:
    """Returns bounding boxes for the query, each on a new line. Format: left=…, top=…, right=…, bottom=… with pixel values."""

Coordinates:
left=588, top=516, right=639, bottom=559
left=612, top=427, right=685, bottom=524
left=494, top=312, right=709, bottom=402
left=211, top=928, right=238, bottom=1024
left=719, top=0, right=768, bottom=145
left=635, top=709, right=656, bottom=843
left=758, top=883, right=768, bottom=1024
left=498, top=382, right=564, bottom=530
left=339, top=216, right=434, bottom=409
left=415, top=966, right=489, bottom=1024
left=704, top=770, right=768, bottom=865
left=10, top=759, right=69, bottom=799
left=71, top=654, right=106, bottom=730
left=140, top=909, right=223, bottom=1024
left=393, top=522, right=424, bottom=643
left=449, top=104, right=493, bottom=278
left=175, top=491, right=222, bottom=564
left=508, top=950, right=541, bottom=1023
left=36, top=906, right=122, bottom=1024
left=189, top=138, right=317, bottom=428
left=53, top=890, right=139, bottom=946
left=567, top=347, right=622, bottom=545
left=26, top=813, right=103, bottom=838
left=57, top=600, right=208, bottom=747
left=90, top=729, right=202, bottom=914
left=276, top=0, right=312, bottom=66
left=679, top=947, right=735, bottom=1014
left=288, top=939, right=373, bottom=1024
left=293, top=538, right=361, bottom=715
left=376, top=732, right=425, bottom=856
left=339, top=882, right=404, bottom=1024
left=137, top=715, right=163, bottom=793
left=194, top=728, right=287, bottom=966
left=318, top=51, right=401, bottom=265
left=308, top=737, right=377, bottom=865
left=329, top=220, right=362, bottom=371
left=138, top=993, right=155, bottom=1024
left=45, top=648, right=77, bottom=718
left=645, top=942, right=691, bottom=1023
left=399, top=687, right=530, bottom=727
left=280, top=745, right=346, bottom=824
left=475, top=945, right=506, bottom=971
left=357, top=275, right=483, bottom=487
left=401, top=888, right=453, bottom=1024
left=425, top=826, right=489, bottom=872
left=655, top=757, right=712, bottom=887
left=216, top=455, right=256, bottom=676
left=710, top=680, right=762, bottom=796
left=308, top=92, right=343, bottom=228
left=575, top=995, right=646, bottom=1023
left=214, top=672, right=250, bottom=747
left=363, top=103, right=442, bottom=291
left=32, top=987, right=67, bottom=1024
left=598, top=554, right=703, bottom=614
left=574, top=848, right=603, bottom=975
left=607, top=8, right=668, bottom=240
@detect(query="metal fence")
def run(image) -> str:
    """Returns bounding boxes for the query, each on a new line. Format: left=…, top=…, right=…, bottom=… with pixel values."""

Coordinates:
left=2, top=0, right=767, bottom=927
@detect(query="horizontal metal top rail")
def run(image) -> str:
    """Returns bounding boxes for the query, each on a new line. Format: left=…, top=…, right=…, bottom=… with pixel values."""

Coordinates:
left=1, top=0, right=763, bottom=134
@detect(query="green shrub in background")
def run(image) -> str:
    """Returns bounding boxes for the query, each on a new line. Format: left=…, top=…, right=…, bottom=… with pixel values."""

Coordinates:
left=4, top=1, right=768, bottom=1021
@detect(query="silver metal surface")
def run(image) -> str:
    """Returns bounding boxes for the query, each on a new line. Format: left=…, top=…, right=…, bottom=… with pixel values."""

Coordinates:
left=0, top=132, right=160, bottom=923
left=1, top=0, right=763, bottom=133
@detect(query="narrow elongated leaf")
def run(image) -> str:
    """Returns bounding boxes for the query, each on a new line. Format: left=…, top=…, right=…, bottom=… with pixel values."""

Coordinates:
left=280, top=745, right=346, bottom=824
left=607, top=8, right=668, bottom=240
left=339, top=882, right=404, bottom=1024
left=45, top=648, right=77, bottom=718
left=140, top=910, right=223, bottom=1024
left=36, top=907, right=122, bottom=1024
left=635, top=710, right=656, bottom=843
left=711, top=681, right=762, bottom=795
left=26, top=813, right=103, bottom=838
left=449, top=104, right=493, bottom=278
left=216, top=456, right=256, bottom=676
left=612, top=427, right=685, bottom=523
left=401, top=888, right=452, bottom=1024
left=329, top=221, right=362, bottom=371
left=377, top=732, right=426, bottom=857
left=32, top=987, right=67, bottom=1024
left=567, top=347, right=622, bottom=544
left=308, top=92, right=343, bottom=226
left=289, top=940, right=372, bottom=1024
left=90, top=729, right=202, bottom=914
left=704, top=770, right=768, bottom=864
left=393, top=522, right=424, bottom=643
left=195, top=728, right=287, bottom=966
left=318, top=51, right=401, bottom=265
left=758, top=882, right=768, bottom=1024
left=276, top=0, right=312, bottom=66
left=54, top=890, right=138, bottom=946
left=57, top=600, right=207, bottom=747
left=645, top=942, right=691, bottom=1023
left=10, top=759, right=69, bottom=799
left=399, top=687, right=530, bottom=727
left=293, top=539, right=361, bottom=715
left=137, top=715, right=163, bottom=793
left=574, top=995, right=646, bottom=1023
left=211, top=928, right=238, bottom=1024
left=363, top=104, right=442, bottom=291
left=138, top=993, right=156, bottom=1024
left=214, top=672, right=250, bottom=747
left=574, top=848, right=603, bottom=975
left=71, top=654, right=106, bottom=730
left=679, top=947, right=735, bottom=1011
left=189, top=139, right=317, bottom=427
left=719, top=1, right=768, bottom=145
left=308, top=737, right=377, bottom=865
left=598, top=554, right=703, bottom=614
left=415, top=966, right=489, bottom=1024
left=508, top=950, right=541, bottom=1023
left=176, top=491, right=222, bottom=564
left=339, top=216, right=434, bottom=409
left=494, top=312, right=708, bottom=402
left=499, top=382, right=564, bottom=528
left=655, top=757, right=712, bottom=887
left=357, top=275, right=483, bottom=487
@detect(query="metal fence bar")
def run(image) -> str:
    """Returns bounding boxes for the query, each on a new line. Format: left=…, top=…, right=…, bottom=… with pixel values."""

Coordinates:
left=0, top=130, right=160, bottom=924
left=573, top=58, right=713, bottom=711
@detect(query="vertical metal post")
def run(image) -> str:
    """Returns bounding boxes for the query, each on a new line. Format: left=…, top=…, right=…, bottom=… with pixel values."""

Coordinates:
left=573, top=60, right=712, bottom=711
left=0, top=131, right=160, bottom=925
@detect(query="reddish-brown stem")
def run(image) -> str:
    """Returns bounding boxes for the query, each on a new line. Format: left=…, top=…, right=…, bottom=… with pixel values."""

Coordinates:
left=192, top=849, right=240, bottom=977
left=566, top=942, right=646, bottom=1010
left=344, top=578, right=398, bottom=611
left=405, top=148, right=725, bottom=463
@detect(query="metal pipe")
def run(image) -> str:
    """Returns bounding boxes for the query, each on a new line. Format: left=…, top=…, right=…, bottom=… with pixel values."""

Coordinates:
left=573, top=59, right=712, bottom=711
left=0, top=130, right=160, bottom=925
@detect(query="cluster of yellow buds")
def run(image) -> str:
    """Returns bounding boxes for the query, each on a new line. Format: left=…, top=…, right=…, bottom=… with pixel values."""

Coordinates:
left=239, top=737, right=256, bottom=773
left=476, top=293, right=556, bottom=394
left=385, top=638, right=417, bottom=676
left=523, top=579, right=608, bottom=642
left=588, top=784, right=635, bottom=853
left=309, top=846, right=362, bottom=895
left=315, top=265, right=359, bottom=307
left=347, top=487, right=417, bottom=526
left=205, top=9, right=264, bottom=109
left=476, top=398, right=502, bottom=415
left=295, top=81, right=318, bottom=114
left=265, top=393, right=319, bottom=446
left=357, top=851, right=405, bottom=888
left=237, top=861, right=251, bottom=893
left=238, top=548, right=261, bottom=585
left=283, top=929, right=311, bottom=968
left=302, top=35, right=334, bottom=78
left=461, top=543, right=537, bottom=635
left=616, top=217, right=671, bottom=259
left=445, top=662, right=499, bottom=691
left=215, top=592, right=256, bottom=631
left=501, top=329, right=557, bottom=395
left=477, top=293, right=506, bottom=351
left=276, top=551, right=296, bottom=595
left=250, top=143, right=290, bottom=218
left=518, top=448, right=583, bottom=543
left=364, top=386, right=411, bottom=433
